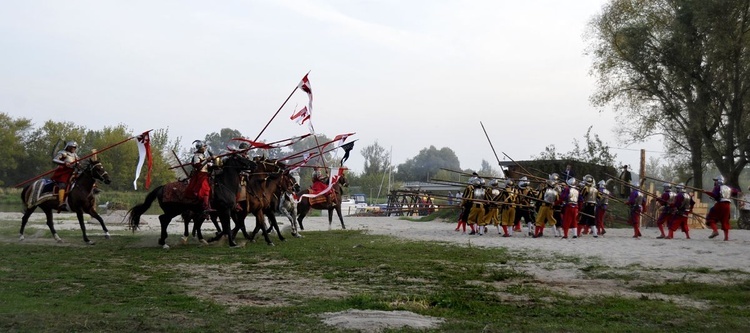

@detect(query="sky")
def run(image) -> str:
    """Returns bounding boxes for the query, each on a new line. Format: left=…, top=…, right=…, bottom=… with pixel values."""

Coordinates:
left=0, top=0, right=666, bottom=176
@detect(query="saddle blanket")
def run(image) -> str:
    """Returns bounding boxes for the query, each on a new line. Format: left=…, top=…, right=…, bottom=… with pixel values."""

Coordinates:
left=163, top=180, right=200, bottom=204
left=24, top=179, right=57, bottom=209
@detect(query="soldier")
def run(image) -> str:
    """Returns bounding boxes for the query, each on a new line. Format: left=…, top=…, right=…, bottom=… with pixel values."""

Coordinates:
left=485, top=179, right=502, bottom=234
left=625, top=184, right=646, bottom=238
left=311, top=167, right=329, bottom=194
left=514, top=177, right=538, bottom=236
left=578, top=175, right=598, bottom=238
left=499, top=178, right=517, bottom=237
left=466, top=177, right=485, bottom=235
left=549, top=173, right=565, bottom=237
left=655, top=183, right=677, bottom=239
left=534, top=178, right=560, bottom=238
left=618, top=165, right=632, bottom=198
left=595, top=180, right=610, bottom=236
left=560, top=177, right=580, bottom=239
left=704, top=175, right=738, bottom=241
left=185, top=140, right=215, bottom=217
left=457, top=175, right=478, bottom=233
left=51, top=141, right=81, bottom=210
left=667, top=183, right=694, bottom=239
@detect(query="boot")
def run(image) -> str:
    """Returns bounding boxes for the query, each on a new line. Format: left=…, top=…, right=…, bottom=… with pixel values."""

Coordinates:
left=57, top=189, right=66, bottom=210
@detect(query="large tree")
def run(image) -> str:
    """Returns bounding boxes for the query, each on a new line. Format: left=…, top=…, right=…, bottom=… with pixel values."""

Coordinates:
left=394, top=146, right=460, bottom=182
left=588, top=0, right=750, bottom=188
left=0, top=113, right=33, bottom=186
left=361, top=141, right=391, bottom=175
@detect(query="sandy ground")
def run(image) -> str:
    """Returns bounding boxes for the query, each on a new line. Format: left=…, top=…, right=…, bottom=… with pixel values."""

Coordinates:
left=6, top=210, right=750, bottom=332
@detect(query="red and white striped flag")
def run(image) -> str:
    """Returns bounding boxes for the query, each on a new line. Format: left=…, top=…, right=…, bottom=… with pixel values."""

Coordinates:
left=290, top=106, right=310, bottom=125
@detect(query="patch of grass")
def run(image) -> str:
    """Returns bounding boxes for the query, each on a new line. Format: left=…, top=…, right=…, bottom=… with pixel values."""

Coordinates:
left=1, top=221, right=750, bottom=332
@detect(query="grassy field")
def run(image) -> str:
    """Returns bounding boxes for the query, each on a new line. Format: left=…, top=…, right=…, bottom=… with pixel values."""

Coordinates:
left=1, top=218, right=749, bottom=333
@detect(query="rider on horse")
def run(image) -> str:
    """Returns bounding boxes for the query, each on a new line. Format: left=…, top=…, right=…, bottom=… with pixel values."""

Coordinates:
left=185, top=140, right=215, bottom=217
left=51, top=141, right=80, bottom=210
left=310, top=167, right=329, bottom=194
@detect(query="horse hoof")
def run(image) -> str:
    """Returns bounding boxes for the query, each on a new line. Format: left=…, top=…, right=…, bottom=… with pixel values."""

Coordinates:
left=180, top=236, right=189, bottom=245
left=200, top=239, right=209, bottom=245
left=162, top=244, right=170, bottom=250
left=86, top=240, right=96, bottom=246
left=54, top=234, right=62, bottom=242
left=19, top=234, right=24, bottom=241
left=104, top=232, right=111, bottom=240
left=294, top=234, right=303, bottom=238
left=267, top=242, right=275, bottom=247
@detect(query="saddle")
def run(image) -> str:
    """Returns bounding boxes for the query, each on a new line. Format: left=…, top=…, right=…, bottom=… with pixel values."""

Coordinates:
left=162, top=180, right=201, bottom=204
left=309, top=190, right=336, bottom=206
left=24, top=179, right=58, bottom=208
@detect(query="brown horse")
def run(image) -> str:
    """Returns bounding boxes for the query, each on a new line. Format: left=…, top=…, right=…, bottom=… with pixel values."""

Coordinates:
left=20, top=159, right=112, bottom=245
left=296, top=173, right=348, bottom=230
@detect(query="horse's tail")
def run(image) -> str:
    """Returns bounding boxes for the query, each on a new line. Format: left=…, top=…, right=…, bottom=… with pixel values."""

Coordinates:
left=128, top=185, right=163, bottom=231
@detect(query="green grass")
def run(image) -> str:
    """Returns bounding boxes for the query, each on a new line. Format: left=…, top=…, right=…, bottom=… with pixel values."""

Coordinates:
left=1, top=221, right=750, bottom=332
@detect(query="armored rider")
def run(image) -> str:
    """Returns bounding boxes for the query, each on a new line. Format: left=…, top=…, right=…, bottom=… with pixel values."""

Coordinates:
left=51, top=141, right=81, bottom=210
left=186, top=140, right=215, bottom=217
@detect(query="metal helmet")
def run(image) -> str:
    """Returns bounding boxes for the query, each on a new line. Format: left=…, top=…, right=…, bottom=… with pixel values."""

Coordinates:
left=714, top=175, right=724, bottom=186
left=549, top=173, right=559, bottom=182
left=238, top=142, right=250, bottom=150
left=566, top=177, right=577, bottom=187
left=547, top=179, right=556, bottom=187
left=662, top=182, right=672, bottom=190
left=65, top=141, right=78, bottom=149
left=675, top=183, right=685, bottom=192
left=518, top=176, right=529, bottom=188
left=597, top=180, right=606, bottom=189
left=489, top=179, right=499, bottom=187
left=479, top=178, right=486, bottom=186
left=193, top=140, right=206, bottom=150
left=583, top=174, right=594, bottom=185
left=468, top=176, right=477, bottom=185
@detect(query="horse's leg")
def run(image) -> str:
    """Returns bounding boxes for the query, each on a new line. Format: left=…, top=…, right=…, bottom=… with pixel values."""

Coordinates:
left=158, top=213, right=176, bottom=249
left=43, top=208, right=62, bottom=242
left=211, top=213, right=223, bottom=236
left=267, top=213, right=285, bottom=242
left=182, top=215, right=191, bottom=244
left=76, top=210, right=94, bottom=245
left=281, top=203, right=301, bottom=238
left=19, top=206, right=37, bottom=241
left=256, top=212, right=274, bottom=246
left=88, top=210, right=110, bottom=240
left=193, top=215, right=209, bottom=245
left=297, top=204, right=308, bottom=231
left=335, top=206, right=346, bottom=230
left=328, top=208, right=334, bottom=230
left=219, top=210, right=238, bottom=247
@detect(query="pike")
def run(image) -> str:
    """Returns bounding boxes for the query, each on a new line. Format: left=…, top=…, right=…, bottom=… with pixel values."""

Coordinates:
left=13, top=129, right=153, bottom=188
left=480, top=121, right=505, bottom=178
left=171, top=149, right=189, bottom=178
left=500, top=150, right=547, bottom=180
left=397, top=189, right=535, bottom=208
left=252, top=71, right=310, bottom=142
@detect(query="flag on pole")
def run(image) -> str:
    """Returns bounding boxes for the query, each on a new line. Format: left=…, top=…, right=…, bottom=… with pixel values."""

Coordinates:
left=134, top=131, right=153, bottom=190
left=298, top=74, right=312, bottom=107
left=289, top=153, right=312, bottom=173
left=296, top=74, right=315, bottom=134
left=290, top=106, right=310, bottom=125
left=340, top=141, right=355, bottom=166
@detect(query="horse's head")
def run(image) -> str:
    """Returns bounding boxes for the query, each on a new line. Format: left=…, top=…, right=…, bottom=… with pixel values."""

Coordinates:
left=224, top=153, right=256, bottom=172
left=85, top=159, right=111, bottom=184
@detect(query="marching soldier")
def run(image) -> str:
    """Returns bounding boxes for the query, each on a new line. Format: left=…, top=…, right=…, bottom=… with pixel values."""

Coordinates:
left=466, top=177, right=486, bottom=235
left=485, top=179, right=502, bottom=234
left=704, top=175, right=738, bottom=241
left=667, top=183, right=694, bottom=239
left=514, top=177, right=538, bottom=236
left=51, top=141, right=81, bottom=210
left=578, top=175, right=598, bottom=238
left=625, top=184, right=646, bottom=238
left=595, top=180, right=610, bottom=236
left=655, top=183, right=676, bottom=239
left=457, top=174, right=478, bottom=234
left=560, top=177, right=580, bottom=239
left=534, top=178, right=560, bottom=238
left=499, top=178, right=517, bottom=237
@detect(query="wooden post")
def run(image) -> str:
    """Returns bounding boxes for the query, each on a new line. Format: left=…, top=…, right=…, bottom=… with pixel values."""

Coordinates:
left=640, top=149, right=646, bottom=187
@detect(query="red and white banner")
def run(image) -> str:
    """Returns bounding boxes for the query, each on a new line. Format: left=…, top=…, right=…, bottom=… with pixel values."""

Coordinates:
left=290, top=106, right=310, bottom=125
left=300, top=167, right=345, bottom=199
left=134, top=131, right=153, bottom=190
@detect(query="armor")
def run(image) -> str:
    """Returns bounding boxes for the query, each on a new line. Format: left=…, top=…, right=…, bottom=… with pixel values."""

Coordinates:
left=675, top=183, right=686, bottom=193
left=597, top=180, right=606, bottom=190
left=583, top=184, right=598, bottom=204
left=714, top=175, right=725, bottom=186
left=662, top=182, right=672, bottom=191
left=472, top=177, right=482, bottom=186
left=505, top=179, right=514, bottom=188
left=583, top=174, right=594, bottom=186
left=193, top=140, right=206, bottom=150
left=543, top=187, right=558, bottom=204
left=676, top=192, right=692, bottom=212
left=489, top=179, right=498, bottom=187
left=566, top=177, right=577, bottom=187
left=238, top=142, right=250, bottom=150
left=52, top=149, right=79, bottom=165
left=473, top=187, right=485, bottom=199
left=631, top=191, right=644, bottom=207
left=567, top=187, right=580, bottom=204
left=597, top=188, right=610, bottom=206
left=719, top=185, right=732, bottom=202
left=191, top=151, right=211, bottom=173
left=65, top=141, right=78, bottom=149
left=518, top=176, right=529, bottom=189
left=549, top=173, right=559, bottom=182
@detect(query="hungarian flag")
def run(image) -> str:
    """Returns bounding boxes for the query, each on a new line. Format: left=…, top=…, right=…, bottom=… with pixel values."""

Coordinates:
left=290, top=106, right=310, bottom=125
left=134, top=131, right=152, bottom=190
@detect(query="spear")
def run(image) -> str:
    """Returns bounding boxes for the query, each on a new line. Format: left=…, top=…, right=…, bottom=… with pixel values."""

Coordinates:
left=13, top=129, right=153, bottom=188
left=252, top=71, right=309, bottom=142
left=480, top=121, right=505, bottom=178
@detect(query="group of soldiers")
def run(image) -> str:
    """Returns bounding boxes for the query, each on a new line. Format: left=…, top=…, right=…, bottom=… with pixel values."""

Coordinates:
left=454, top=171, right=740, bottom=241
left=455, top=172, right=612, bottom=239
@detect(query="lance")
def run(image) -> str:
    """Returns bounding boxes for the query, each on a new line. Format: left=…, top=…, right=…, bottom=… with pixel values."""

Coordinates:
left=500, top=150, right=548, bottom=180
left=13, top=129, right=153, bottom=188
left=643, top=175, right=750, bottom=205
left=171, top=149, right=189, bottom=178
left=252, top=71, right=309, bottom=142
left=397, top=189, right=535, bottom=208
left=480, top=121, right=505, bottom=178
left=605, top=173, right=662, bottom=200
left=232, top=133, right=312, bottom=151
left=281, top=138, right=358, bottom=162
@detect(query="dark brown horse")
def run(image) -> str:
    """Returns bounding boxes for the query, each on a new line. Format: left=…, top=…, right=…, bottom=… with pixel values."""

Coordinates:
left=231, top=159, right=297, bottom=245
left=128, top=154, right=255, bottom=248
left=20, top=159, right=112, bottom=245
left=296, top=173, right=348, bottom=230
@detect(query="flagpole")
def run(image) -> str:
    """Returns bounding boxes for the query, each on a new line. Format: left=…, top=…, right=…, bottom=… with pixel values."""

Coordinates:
left=13, top=129, right=153, bottom=188
left=253, top=71, right=310, bottom=142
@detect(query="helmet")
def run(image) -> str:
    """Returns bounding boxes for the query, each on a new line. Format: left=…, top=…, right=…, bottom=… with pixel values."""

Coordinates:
left=505, top=178, right=514, bottom=187
left=675, top=183, right=685, bottom=192
left=238, top=142, right=250, bottom=150
left=547, top=179, right=556, bottom=187
left=468, top=176, right=477, bottom=185
left=193, top=140, right=205, bottom=150
left=583, top=174, right=594, bottom=185
left=472, top=177, right=481, bottom=186
left=518, top=176, right=529, bottom=188
left=597, top=180, right=606, bottom=189
left=479, top=178, right=486, bottom=186
left=489, top=179, right=498, bottom=187
left=714, top=175, right=724, bottom=185
left=65, top=141, right=78, bottom=149
left=549, top=173, right=559, bottom=182
left=662, top=182, right=672, bottom=190
left=566, top=177, right=577, bottom=187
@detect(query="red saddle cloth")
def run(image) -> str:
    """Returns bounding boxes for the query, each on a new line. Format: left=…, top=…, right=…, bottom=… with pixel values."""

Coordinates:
left=163, top=181, right=200, bottom=204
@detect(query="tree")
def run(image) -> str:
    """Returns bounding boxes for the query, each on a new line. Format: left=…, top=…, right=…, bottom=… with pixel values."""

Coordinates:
left=588, top=0, right=750, bottom=188
left=0, top=113, right=33, bottom=186
left=12, top=120, right=87, bottom=186
left=394, top=146, right=460, bottom=181
left=361, top=141, right=391, bottom=175
left=204, top=128, right=244, bottom=155
left=532, top=126, right=618, bottom=167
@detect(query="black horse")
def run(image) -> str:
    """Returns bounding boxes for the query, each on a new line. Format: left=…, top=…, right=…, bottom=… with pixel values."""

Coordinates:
left=296, top=173, right=348, bottom=230
left=128, top=154, right=255, bottom=248
left=20, top=158, right=112, bottom=245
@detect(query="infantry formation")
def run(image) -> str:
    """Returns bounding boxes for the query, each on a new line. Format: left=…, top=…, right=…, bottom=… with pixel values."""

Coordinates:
left=452, top=171, right=740, bottom=242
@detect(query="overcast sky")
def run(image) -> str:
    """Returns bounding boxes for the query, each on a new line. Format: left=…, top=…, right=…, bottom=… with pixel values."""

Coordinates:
left=0, top=0, right=665, bottom=175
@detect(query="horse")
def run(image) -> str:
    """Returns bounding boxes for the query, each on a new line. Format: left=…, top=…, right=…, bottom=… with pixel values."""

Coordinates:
left=128, top=153, right=255, bottom=248
left=20, top=158, right=112, bottom=245
left=231, top=159, right=298, bottom=245
left=296, top=173, right=348, bottom=230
